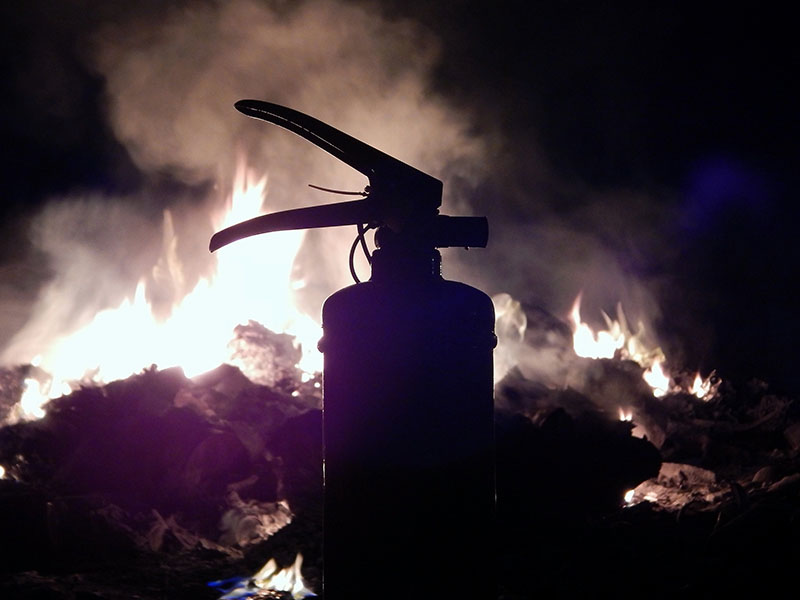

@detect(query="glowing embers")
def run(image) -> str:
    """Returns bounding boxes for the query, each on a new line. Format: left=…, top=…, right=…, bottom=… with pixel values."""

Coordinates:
left=6, top=158, right=323, bottom=422
left=209, top=553, right=315, bottom=599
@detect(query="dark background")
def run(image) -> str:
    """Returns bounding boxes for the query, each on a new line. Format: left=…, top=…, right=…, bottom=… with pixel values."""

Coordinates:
left=1, top=1, right=797, bottom=391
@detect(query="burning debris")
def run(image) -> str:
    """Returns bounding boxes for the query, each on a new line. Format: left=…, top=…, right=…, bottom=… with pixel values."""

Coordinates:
left=0, top=325, right=322, bottom=598
left=209, top=553, right=315, bottom=599
left=1, top=0, right=794, bottom=597
left=489, top=298, right=800, bottom=597
left=0, top=158, right=323, bottom=425
left=1, top=173, right=797, bottom=596
left=3, top=290, right=799, bottom=598
left=0, top=162, right=796, bottom=596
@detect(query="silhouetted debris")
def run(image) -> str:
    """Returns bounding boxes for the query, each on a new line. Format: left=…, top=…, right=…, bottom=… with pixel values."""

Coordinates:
left=495, top=406, right=661, bottom=522
left=2, top=325, right=800, bottom=597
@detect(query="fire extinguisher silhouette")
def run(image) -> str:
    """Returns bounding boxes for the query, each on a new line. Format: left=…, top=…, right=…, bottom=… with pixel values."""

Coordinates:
left=211, top=101, right=496, bottom=599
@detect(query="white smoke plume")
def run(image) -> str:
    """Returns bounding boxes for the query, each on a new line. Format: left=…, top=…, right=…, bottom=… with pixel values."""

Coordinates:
left=1, top=0, right=491, bottom=366
left=1, top=0, right=680, bottom=391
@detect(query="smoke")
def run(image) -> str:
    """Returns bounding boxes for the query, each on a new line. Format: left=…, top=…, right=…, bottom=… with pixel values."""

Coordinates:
left=1, top=0, right=491, bottom=364
left=1, top=0, right=704, bottom=389
left=1, top=196, right=161, bottom=364
left=88, top=0, right=487, bottom=188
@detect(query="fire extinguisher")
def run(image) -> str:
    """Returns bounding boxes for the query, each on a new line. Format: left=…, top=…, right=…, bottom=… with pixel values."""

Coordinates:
left=211, top=101, right=496, bottom=599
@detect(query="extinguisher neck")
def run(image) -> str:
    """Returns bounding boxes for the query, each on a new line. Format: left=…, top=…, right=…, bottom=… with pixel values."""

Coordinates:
left=369, top=243, right=442, bottom=283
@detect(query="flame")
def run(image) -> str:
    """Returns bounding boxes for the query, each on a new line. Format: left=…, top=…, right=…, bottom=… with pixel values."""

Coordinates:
left=568, top=294, right=625, bottom=359
left=570, top=293, right=673, bottom=397
left=570, top=293, right=668, bottom=395
left=252, top=553, right=315, bottom=598
left=210, top=552, right=315, bottom=599
left=569, top=294, right=720, bottom=400
left=10, top=159, right=323, bottom=421
left=643, top=359, right=670, bottom=398
left=19, top=378, right=47, bottom=420
left=690, top=371, right=716, bottom=400
left=618, top=407, right=633, bottom=422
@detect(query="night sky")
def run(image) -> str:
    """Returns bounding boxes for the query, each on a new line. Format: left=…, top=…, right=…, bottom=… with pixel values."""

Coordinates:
left=1, top=1, right=797, bottom=390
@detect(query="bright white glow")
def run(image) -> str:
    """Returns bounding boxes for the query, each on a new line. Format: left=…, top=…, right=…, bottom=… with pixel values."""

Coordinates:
left=643, top=359, right=670, bottom=398
left=618, top=407, right=633, bottom=422
left=0, top=465, right=5, bottom=479
left=17, top=378, right=47, bottom=421
left=691, top=372, right=712, bottom=400
left=569, top=295, right=624, bottom=359
left=624, top=489, right=635, bottom=504
left=569, top=293, right=676, bottom=397
left=252, top=553, right=315, bottom=598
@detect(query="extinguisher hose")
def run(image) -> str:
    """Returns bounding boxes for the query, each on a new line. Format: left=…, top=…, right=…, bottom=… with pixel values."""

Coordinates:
left=349, top=223, right=375, bottom=283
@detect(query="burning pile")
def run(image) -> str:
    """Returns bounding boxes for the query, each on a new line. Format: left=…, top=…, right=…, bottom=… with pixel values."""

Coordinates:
left=0, top=358, right=322, bottom=598
left=0, top=164, right=328, bottom=598
left=490, top=293, right=800, bottom=596
left=2, top=163, right=799, bottom=598
left=1, top=160, right=323, bottom=425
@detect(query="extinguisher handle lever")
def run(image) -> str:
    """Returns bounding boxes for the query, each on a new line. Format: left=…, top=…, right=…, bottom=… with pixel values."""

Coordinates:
left=235, top=100, right=442, bottom=216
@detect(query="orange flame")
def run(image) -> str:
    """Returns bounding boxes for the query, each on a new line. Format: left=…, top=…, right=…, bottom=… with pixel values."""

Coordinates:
left=569, top=294, right=625, bottom=359
left=643, top=359, right=670, bottom=398
left=569, top=294, right=719, bottom=400
left=251, top=553, right=315, bottom=598
left=569, top=294, right=670, bottom=397
left=8, top=159, right=322, bottom=422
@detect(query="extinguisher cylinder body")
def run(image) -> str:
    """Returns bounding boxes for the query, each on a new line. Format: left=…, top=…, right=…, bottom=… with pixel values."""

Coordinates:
left=320, top=268, right=496, bottom=598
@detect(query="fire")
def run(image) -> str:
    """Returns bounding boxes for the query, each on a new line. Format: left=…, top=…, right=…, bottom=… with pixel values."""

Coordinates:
left=569, top=293, right=718, bottom=400
left=569, top=294, right=625, bottom=359
left=690, top=371, right=716, bottom=400
left=209, top=552, right=315, bottom=599
left=643, top=359, right=670, bottom=398
left=251, top=553, right=315, bottom=599
left=8, top=159, right=323, bottom=422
